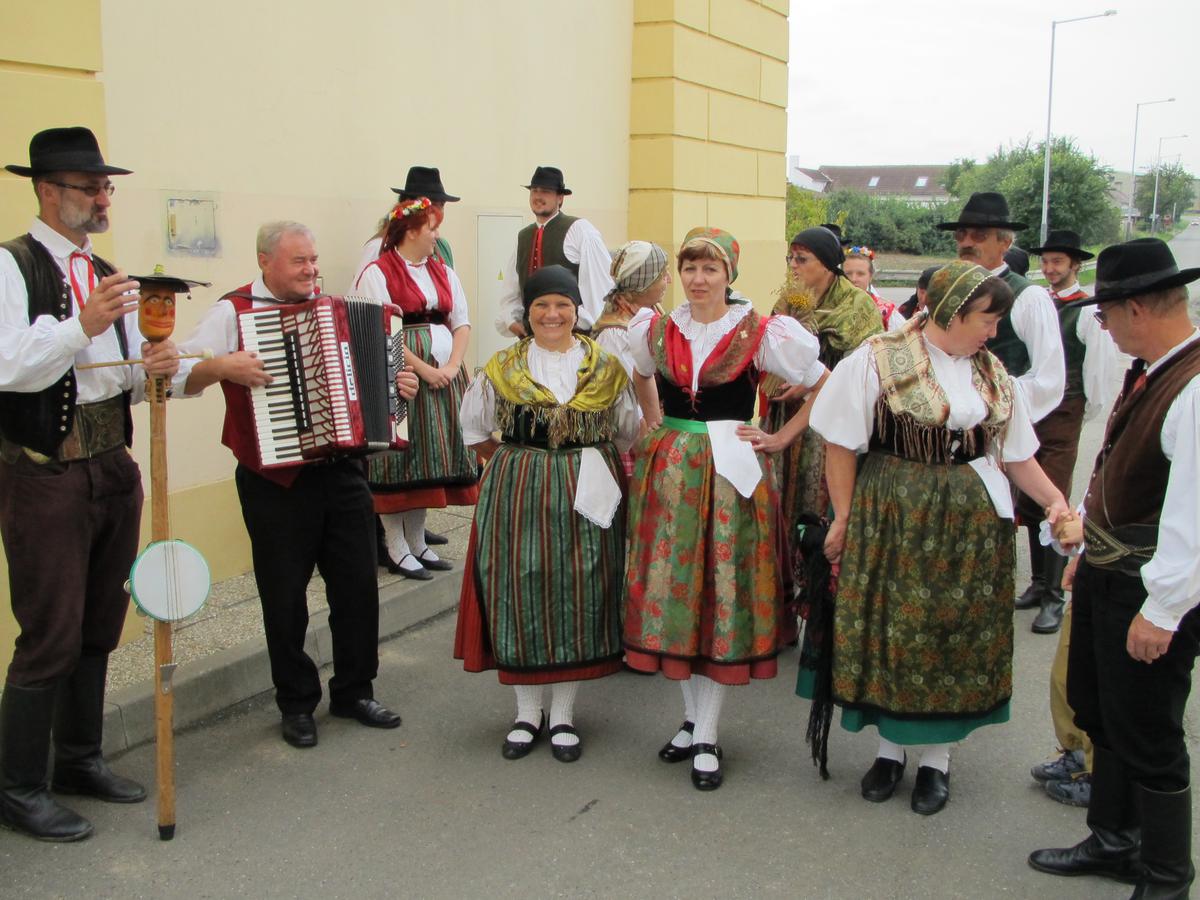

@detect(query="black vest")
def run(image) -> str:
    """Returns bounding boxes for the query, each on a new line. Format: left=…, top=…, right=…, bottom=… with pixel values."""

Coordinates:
left=516, top=214, right=579, bottom=291
left=0, top=234, right=131, bottom=455
left=657, top=368, right=758, bottom=422
left=986, top=268, right=1034, bottom=376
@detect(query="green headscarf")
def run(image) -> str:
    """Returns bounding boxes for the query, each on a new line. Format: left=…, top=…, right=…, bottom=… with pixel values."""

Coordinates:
left=681, top=226, right=739, bottom=283
left=926, top=261, right=992, bottom=329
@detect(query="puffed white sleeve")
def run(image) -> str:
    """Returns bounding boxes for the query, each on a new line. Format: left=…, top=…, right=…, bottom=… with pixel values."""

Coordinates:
left=1078, top=308, right=1117, bottom=420
left=1000, top=377, right=1041, bottom=463
left=1009, top=285, right=1066, bottom=422
left=351, top=263, right=390, bottom=305
left=595, top=327, right=634, bottom=378
left=1139, top=377, right=1200, bottom=631
left=173, top=298, right=239, bottom=397
left=809, top=342, right=879, bottom=453
left=613, top=385, right=640, bottom=454
left=756, top=314, right=826, bottom=388
left=350, top=238, right=382, bottom=289
left=494, top=249, right=523, bottom=336
left=459, top=372, right=497, bottom=445
left=447, top=267, right=471, bottom=330
left=564, top=219, right=615, bottom=331
left=627, top=307, right=657, bottom=378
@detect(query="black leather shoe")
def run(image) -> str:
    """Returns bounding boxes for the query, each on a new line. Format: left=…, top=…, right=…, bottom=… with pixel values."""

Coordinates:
left=549, top=724, right=582, bottom=763
left=1015, top=582, right=1044, bottom=610
left=52, top=758, right=147, bottom=804
left=911, top=766, right=950, bottom=815
left=501, top=714, right=545, bottom=760
left=690, top=744, right=723, bottom=791
left=281, top=713, right=318, bottom=748
left=658, top=721, right=695, bottom=763
left=0, top=789, right=94, bottom=842
left=860, top=755, right=906, bottom=802
left=1032, top=598, right=1066, bottom=634
left=425, top=529, right=449, bottom=546
left=388, top=553, right=433, bottom=580
left=416, top=550, right=452, bottom=572
left=330, top=699, right=402, bottom=729
left=1027, top=833, right=1141, bottom=883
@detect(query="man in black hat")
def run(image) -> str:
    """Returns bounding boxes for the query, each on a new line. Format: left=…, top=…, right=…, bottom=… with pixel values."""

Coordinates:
left=496, top=166, right=614, bottom=337
left=354, top=165, right=460, bottom=278
left=0, top=126, right=182, bottom=841
left=938, top=192, right=1065, bottom=423
left=1029, top=238, right=1200, bottom=898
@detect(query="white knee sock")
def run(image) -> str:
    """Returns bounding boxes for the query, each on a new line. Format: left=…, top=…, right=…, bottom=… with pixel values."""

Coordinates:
left=381, top=513, right=417, bottom=568
left=919, top=743, right=951, bottom=774
left=669, top=679, right=697, bottom=749
left=877, top=736, right=906, bottom=763
left=403, top=509, right=432, bottom=559
left=691, top=675, right=726, bottom=773
left=549, top=681, right=581, bottom=747
left=507, top=685, right=543, bottom=744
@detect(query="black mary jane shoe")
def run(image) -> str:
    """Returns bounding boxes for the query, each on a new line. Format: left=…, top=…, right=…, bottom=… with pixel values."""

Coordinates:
left=910, top=766, right=950, bottom=815
left=690, top=744, right=724, bottom=791
left=860, top=755, right=906, bottom=802
left=416, top=549, right=453, bottom=572
left=658, top=721, right=695, bottom=763
left=549, top=724, right=582, bottom=763
left=501, top=714, right=545, bottom=760
left=425, top=529, right=449, bottom=546
left=389, top=553, right=433, bottom=581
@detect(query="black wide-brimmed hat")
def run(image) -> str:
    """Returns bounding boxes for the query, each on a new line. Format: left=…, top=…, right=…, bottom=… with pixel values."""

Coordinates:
left=523, top=166, right=572, bottom=195
left=1028, top=229, right=1094, bottom=261
left=1065, top=238, right=1200, bottom=308
left=819, top=223, right=852, bottom=247
left=937, top=192, right=1026, bottom=231
left=129, top=264, right=210, bottom=294
left=391, top=166, right=459, bottom=202
left=5, top=126, right=132, bottom=177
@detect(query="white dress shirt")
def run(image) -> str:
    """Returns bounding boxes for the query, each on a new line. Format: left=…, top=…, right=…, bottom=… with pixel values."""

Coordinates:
left=494, top=212, right=615, bottom=334
left=991, top=263, right=1066, bottom=423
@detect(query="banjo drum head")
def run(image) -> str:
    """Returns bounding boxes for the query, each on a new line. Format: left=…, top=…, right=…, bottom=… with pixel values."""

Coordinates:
left=129, top=539, right=211, bottom=622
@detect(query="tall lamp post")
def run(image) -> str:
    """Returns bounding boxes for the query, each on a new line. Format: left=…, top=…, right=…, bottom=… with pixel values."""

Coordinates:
left=1151, top=134, right=1188, bottom=233
left=1039, top=9, right=1116, bottom=246
left=1127, top=97, right=1175, bottom=238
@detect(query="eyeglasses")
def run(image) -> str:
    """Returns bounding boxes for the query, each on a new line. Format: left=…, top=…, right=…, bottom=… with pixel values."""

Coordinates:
left=1093, top=308, right=1108, bottom=325
left=785, top=254, right=802, bottom=264
left=45, top=180, right=115, bottom=198
left=953, top=227, right=994, bottom=242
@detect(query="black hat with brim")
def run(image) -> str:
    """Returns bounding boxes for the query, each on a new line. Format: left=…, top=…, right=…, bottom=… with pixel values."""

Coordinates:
left=1028, top=229, right=1095, bottom=261
left=1064, top=238, right=1200, bottom=308
left=129, top=265, right=210, bottom=293
left=5, top=126, right=131, bottom=177
left=523, top=166, right=572, bottom=195
left=937, top=191, right=1026, bottom=231
left=391, top=166, right=460, bottom=202
left=819, top=223, right=852, bottom=247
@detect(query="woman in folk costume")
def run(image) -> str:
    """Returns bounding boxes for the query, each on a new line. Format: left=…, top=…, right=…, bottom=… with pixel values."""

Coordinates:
left=454, top=265, right=637, bottom=763
left=591, top=240, right=672, bottom=378
left=797, top=261, right=1072, bottom=815
left=623, top=227, right=829, bottom=791
left=842, top=244, right=905, bottom=332
left=353, top=197, right=479, bottom=579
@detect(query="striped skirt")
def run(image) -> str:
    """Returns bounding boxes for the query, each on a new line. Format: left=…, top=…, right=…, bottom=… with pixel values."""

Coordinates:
left=453, top=440, right=626, bottom=684
left=368, top=324, right=479, bottom=512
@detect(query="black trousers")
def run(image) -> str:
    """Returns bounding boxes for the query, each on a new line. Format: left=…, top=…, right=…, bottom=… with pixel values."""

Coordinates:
left=235, top=461, right=380, bottom=715
left=1067, top=557, right=1200, bottom=792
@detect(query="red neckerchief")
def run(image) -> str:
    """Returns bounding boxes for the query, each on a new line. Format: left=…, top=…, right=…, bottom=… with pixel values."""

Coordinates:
left=68, top=250, right=96, bottom=310
left=361, top=250, right=452, bottom=317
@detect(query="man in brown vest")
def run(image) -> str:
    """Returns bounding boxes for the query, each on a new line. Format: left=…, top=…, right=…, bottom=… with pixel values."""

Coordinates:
left=495, top=166, right=613, bottom=337
left=1029, top=238, right=1200, bottom=898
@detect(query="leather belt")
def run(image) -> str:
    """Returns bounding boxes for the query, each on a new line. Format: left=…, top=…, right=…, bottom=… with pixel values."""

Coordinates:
left=1083, top=518, right=1157, bottom=577
left=1, top=395, right=126, bottom=464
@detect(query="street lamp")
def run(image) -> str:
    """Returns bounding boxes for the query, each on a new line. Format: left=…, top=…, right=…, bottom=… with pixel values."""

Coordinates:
left=1039, top=9, right=1116, bottom=246
left=1151, top=134, right=1188, bottom=233
left=1127, top=97, right=1176, bottom=238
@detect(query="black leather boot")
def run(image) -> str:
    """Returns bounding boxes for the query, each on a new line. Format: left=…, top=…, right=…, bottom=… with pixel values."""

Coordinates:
left=1028, top=745, right=1141, bottom=883
left=0, top=682, right=93, bottom=841
left=1016, top=528, right=1046, bottom=609
left=1032, top=552, right=1068, bottom=634
left=51, top=655, right=146, bottom=803
left=1130, top=785, right=1194, bottom=899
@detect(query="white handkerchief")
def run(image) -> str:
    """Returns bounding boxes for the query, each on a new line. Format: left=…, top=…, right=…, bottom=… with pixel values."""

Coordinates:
left=967, top=456, right=1014, bottom=520
left=574, top=447, right=621, bottom=529
left=1039, top=518, right=1083, bottom=557
left=705, top=420, right=762, bottom=499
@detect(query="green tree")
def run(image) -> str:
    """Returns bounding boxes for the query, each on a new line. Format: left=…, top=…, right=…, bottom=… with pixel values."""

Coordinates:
left=820, top=189, right=954, bottom=256
left=950, top=137, right=1121, bottom=245
left=1135, top=161, right=1197, bottom=228
left=784, top=184, right=828, bottom=241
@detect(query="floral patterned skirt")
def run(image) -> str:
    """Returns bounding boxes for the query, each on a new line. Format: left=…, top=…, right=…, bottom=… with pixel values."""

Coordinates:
left=811, top=451, right=1014, bottom=743
left=623, top=421, right=787, bottom=685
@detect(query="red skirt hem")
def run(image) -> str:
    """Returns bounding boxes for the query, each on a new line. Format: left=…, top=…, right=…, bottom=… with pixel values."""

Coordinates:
left=623, top=648, right=778, bottom=686
left=375, top=483, right=479, bottom=514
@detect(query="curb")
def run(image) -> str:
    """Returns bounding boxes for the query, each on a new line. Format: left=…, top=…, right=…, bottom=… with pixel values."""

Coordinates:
left=100, top=570, right=463, bottom=757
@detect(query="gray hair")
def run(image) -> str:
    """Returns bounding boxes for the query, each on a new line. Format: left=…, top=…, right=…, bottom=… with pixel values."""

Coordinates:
left=996, top=228, right=1016, bottom=246
left=256, top=221, right=314, bottom=257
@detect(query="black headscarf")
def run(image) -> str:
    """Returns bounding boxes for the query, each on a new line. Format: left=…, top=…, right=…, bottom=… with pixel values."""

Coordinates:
left=791, top=227, right=845, bottom=274
left=522, top=264, right=582, bottom=332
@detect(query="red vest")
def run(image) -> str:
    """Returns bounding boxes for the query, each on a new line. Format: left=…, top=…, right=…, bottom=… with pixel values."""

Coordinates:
left=359, top=250, right=452, bottom=317
left=218, top=285, right=306, bottom=487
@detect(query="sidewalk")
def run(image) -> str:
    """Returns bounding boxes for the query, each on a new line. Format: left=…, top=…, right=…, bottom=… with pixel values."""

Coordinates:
left=100, top=506, right=474, bottom=757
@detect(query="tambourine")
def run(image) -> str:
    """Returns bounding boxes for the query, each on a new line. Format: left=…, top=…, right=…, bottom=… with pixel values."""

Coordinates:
left=128, top=540, right=211, bottom=622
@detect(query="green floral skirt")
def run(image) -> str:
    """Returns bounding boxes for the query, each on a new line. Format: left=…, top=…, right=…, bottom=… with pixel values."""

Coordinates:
left=799, top=451, right=1014, bottom=744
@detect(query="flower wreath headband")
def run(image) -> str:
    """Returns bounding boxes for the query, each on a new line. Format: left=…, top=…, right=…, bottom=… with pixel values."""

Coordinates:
left=846, top=245, right=875, bottom=260
left=389, top=196, right=432, bottom=221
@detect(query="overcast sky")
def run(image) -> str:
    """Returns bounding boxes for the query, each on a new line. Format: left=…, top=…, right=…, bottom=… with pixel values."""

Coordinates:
left=787, top=0, right=1198, bottom=177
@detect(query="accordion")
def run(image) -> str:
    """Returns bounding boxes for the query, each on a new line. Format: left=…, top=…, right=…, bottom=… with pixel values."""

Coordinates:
left=237, top=295, right=409, bottom=468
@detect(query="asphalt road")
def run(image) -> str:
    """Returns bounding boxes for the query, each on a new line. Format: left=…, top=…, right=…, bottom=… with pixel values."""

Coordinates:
left=4, top=230, right=1198, bottom=899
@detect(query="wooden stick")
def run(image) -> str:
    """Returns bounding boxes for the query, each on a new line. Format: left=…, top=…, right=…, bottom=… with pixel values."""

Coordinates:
left=77, top=349, right=213, bottom=370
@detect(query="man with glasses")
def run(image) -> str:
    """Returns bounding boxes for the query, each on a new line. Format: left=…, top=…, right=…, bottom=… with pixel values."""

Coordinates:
left=0, top=127, right=181, bottom=842
left=1029, top=237, right=1200, bottom=899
